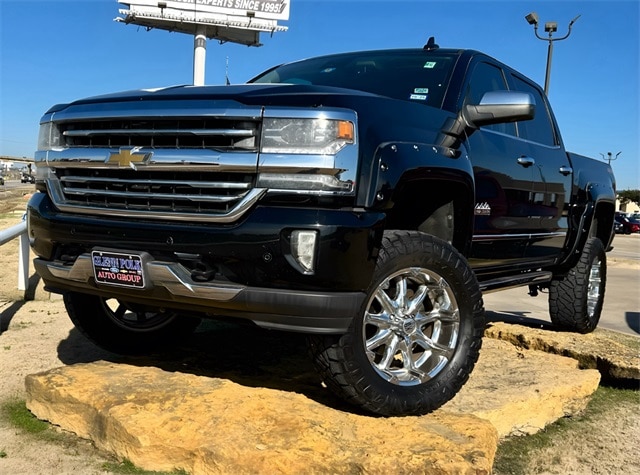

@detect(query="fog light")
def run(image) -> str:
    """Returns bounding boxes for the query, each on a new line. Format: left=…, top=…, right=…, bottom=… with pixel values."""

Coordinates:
left=291, top=230, right=317, bottom=274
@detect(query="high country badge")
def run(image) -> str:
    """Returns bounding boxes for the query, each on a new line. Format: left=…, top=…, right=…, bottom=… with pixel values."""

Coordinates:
left=474, top=202, right=491, bottom=216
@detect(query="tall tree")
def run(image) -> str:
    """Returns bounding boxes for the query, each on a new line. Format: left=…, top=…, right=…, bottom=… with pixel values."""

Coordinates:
left=618, top=189, right=640, bottom=206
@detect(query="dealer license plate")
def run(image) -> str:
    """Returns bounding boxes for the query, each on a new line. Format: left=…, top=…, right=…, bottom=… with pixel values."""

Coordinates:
left=92, top=250, right=145, bottom=289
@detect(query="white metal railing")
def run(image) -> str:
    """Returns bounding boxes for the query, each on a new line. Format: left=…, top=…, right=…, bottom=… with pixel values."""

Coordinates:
left=0, top=219, right=29, bottom=291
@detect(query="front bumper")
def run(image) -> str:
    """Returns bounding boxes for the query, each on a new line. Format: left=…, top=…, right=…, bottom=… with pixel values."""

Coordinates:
left=34, top=254, right=364, bottom=333
left=28, top=192, right=384, bottom=333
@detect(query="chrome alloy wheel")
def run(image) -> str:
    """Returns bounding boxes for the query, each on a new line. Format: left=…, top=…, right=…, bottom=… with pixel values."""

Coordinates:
left=586, top=257, right=602, bottom=318
left=363, top=267, right=460, bottom=386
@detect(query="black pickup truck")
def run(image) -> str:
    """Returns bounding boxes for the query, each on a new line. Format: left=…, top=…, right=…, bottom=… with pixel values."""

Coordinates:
left=28, top=41, right=616, bottom=416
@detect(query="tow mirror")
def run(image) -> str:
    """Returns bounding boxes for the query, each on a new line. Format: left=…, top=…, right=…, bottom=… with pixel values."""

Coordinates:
left=463, top=91, right=535, bottom=128
left=438, top=91, right=536, bottom=151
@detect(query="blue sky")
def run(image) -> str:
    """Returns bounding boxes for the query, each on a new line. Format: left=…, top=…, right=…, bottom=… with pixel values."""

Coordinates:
left=1, top=0, right=638, bottom=189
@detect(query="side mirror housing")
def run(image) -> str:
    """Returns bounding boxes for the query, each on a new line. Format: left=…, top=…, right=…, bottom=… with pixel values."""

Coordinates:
left=438, top=91, right=536, bottom=151
left=463, top=91, right=535, bottom=128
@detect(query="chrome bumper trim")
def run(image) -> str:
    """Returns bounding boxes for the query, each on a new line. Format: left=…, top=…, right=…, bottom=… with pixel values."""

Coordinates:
left=39, top=254, right=244, bottom=301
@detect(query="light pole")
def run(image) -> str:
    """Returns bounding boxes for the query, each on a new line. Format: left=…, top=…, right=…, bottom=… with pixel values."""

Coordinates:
left=525, top=12, right=581, bottom=96
left=599, top=151, right=622, bottom=165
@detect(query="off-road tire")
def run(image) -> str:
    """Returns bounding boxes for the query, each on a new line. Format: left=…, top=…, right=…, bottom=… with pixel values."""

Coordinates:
left=64, top=292, right=201, bottom=355
left=549, top=237, right=606, bottom=333
left=308, top=231, right=485, bottom=416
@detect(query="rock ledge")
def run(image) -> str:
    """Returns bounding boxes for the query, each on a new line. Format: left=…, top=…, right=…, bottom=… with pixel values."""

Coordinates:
left=485, top=322, right=640, bottom=382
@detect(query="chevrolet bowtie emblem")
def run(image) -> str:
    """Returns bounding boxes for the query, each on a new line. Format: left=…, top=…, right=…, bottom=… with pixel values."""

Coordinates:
left=107, top=147, right=151, bottom=169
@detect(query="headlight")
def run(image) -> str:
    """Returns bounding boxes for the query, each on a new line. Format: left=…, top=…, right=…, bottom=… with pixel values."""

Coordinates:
left=37, top=122, right=63, bottom=151
left=256, top=173, right=354, bottom=194
left=261, top=118, right=354, bottom=155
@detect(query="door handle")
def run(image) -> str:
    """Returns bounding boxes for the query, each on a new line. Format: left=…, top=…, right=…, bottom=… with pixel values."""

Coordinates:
left=559, top=166, right=573, bottom=176
left=517, top=156, right=535, bottom=168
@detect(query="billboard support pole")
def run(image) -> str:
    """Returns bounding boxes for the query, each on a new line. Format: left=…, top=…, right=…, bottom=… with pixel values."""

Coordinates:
left=193, top=26, right=206, bottom=86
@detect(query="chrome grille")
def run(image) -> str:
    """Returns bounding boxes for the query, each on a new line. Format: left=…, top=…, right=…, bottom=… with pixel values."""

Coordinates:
left=49, top=168, right=264, bottom=222
left=60, top=118, right=259, bottom=150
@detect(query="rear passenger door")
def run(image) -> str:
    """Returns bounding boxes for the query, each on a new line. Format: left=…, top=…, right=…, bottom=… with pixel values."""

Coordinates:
left=508, top=74, right=572, bottom=262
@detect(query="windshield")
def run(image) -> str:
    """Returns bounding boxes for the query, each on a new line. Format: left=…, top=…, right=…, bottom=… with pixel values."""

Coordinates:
left=250, top=50, right=457, bottom=108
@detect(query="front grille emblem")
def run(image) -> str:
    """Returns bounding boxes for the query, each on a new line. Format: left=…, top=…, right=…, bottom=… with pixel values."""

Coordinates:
left=107, top=147, right=151, bottom=170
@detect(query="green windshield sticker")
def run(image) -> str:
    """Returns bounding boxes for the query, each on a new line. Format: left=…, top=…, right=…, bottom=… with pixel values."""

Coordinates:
left=423, top=61, right=437, bottom=69
left=414, top=88, right=429, bottom=94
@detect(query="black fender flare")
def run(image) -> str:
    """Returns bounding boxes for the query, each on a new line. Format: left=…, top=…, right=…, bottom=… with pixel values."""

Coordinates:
left=363, top=141, right=475, bottom=254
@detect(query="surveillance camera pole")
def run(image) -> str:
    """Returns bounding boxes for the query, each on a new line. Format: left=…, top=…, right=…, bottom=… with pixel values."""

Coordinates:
left=600, top=151, right=622, bottom=166
left=526, top=14, right=581, bottom=96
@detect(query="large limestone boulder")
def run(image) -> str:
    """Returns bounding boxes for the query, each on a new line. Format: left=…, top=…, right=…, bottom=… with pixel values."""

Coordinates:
left=26, top=362, right=497, bottom=475
left=24, top=332, right=602, bottom=474
left=485, top=322, right=640, bottom=382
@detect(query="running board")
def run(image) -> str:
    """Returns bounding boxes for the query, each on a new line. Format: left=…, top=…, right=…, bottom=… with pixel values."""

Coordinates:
left=479, top=271, right=553, bottom=294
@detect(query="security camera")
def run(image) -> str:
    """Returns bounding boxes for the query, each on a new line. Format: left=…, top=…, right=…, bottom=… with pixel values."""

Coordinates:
left=525, top=12, right=539, bottom=26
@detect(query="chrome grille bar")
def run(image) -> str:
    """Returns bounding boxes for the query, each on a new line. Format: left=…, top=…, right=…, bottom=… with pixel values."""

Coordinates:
left=63, top=128, right=255, bottom=137
left=59, top=117, right=260, bottom=150
left=62, top=187, right=244, bottom=203
left=59, top=176, right=252, bottom=190
left=48, top=180, right=266, bottom=223
left=48, top=167, right=263, bottom=223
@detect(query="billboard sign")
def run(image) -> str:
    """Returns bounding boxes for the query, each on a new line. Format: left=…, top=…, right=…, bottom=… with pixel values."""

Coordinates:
left=121, top=0, right=290, bottom=21
left=116, top=0, right=290, bottom=83
left=117, top=1, right=289, bottom=46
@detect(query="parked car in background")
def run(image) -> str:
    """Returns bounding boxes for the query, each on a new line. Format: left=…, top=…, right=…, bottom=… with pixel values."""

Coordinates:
left=614, top=214, right=640, bottom=234
left=614, top=220, right=624, bottom=234
left=21, top=173, right=35, bottom=184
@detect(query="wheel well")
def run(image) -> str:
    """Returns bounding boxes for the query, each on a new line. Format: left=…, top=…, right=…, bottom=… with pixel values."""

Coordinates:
left=385, top=179, right=472, bottom=254
left=592, top=201, right=615, bottom=245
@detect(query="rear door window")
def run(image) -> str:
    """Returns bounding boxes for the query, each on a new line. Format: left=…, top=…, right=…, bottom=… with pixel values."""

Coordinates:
left=511, top=75, right=557, bottom=146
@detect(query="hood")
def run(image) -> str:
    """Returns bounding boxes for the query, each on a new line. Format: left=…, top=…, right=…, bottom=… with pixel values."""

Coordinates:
left=43, top=82, right=456, bottom=155
left=45, top=83, right=383, bottom=114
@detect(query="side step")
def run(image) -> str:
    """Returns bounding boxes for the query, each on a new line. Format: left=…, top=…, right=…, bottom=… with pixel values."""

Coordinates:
left=479, top=270, right=553, bottom=294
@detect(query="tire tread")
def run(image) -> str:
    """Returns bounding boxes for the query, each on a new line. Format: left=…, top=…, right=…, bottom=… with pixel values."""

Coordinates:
left=549, top=237, right=606, bottom=334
